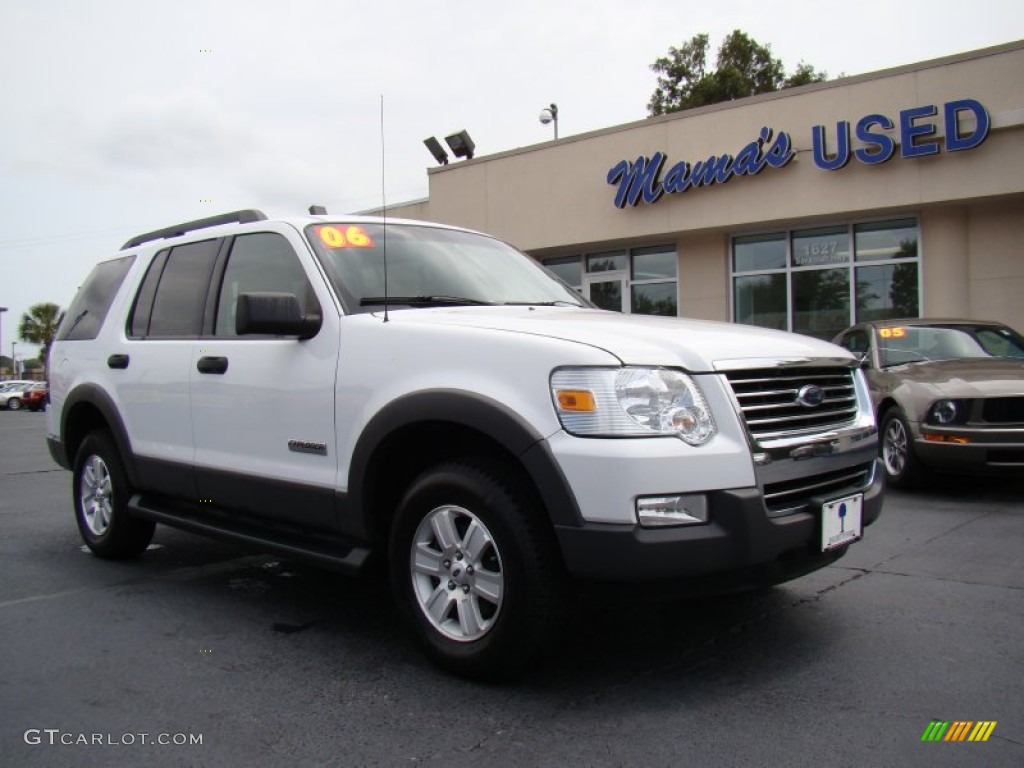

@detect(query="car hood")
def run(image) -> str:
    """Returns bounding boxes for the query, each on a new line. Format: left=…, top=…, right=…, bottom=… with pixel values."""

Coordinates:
left=382, top=306, right=853, bottom=371
left=884, top=358, right=1024, bottom=397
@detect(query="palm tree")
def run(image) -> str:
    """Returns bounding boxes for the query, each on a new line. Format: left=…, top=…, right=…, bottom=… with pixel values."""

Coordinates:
left=18, top=302, right=62, bottom=377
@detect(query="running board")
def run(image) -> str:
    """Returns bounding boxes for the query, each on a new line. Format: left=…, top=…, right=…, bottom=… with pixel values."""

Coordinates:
left=128, top=494, right=372, bottom=575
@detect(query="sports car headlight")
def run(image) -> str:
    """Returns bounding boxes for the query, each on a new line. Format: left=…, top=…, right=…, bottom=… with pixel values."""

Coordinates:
left=928, top=398, right=968, bottom=425
left=551, top=367, right=716, bottom=445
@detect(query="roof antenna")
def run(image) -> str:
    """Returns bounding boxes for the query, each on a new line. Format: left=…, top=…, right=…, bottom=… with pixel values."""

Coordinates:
left=380, top=94, right=389, bottom=324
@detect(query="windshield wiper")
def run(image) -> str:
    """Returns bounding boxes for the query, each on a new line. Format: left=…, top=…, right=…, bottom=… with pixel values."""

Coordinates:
left=359, top=295, right=495, bottom=307
left=62, top=309, right=89, bottom=337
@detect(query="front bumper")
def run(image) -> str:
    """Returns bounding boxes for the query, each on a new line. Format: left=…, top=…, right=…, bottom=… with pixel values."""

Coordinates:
left=554, top=458, right=883, bottom=591
left=47, top=436, right=71, bottom=470
left=915, top=424, right=1024, bottom=475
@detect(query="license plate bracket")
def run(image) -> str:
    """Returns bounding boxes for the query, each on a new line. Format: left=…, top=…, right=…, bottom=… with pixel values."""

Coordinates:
left=820, top=494, right=863, bottom=552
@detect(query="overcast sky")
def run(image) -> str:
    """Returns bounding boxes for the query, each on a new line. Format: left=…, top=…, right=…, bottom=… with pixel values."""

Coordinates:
left=1, top=0, right=1021, bottom=359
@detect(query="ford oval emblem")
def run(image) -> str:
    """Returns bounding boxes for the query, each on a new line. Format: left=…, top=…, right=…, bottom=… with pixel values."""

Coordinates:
left=796, top=384, right=826, bottom=408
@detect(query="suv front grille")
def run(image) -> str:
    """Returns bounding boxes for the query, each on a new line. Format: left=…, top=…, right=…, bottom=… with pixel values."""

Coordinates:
left=763, top=462, right=874, bottom=517
left=724, top=366, right=858, bottom=442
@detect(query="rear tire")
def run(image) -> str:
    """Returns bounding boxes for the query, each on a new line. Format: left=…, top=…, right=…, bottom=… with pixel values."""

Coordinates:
left=74, top=431, right=155, bottom=559
left=389, top=459, right=569, bottom=680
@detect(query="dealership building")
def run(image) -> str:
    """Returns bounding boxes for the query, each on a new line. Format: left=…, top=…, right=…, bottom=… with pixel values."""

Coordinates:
left=387, top=40, right=1024, bottom=339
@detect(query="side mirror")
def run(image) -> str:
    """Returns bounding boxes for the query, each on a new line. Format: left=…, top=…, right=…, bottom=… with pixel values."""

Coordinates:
left=235, top=293, right=321, bottom=340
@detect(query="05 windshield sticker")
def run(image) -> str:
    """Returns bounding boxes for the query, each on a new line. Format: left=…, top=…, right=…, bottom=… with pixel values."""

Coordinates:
left=315, top=225, right=376, bottom=249
left=878, top=327, right=906, bottom=338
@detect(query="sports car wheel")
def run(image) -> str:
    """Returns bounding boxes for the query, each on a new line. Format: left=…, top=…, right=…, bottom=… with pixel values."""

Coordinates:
left=881, top=408, right=924, bottom=489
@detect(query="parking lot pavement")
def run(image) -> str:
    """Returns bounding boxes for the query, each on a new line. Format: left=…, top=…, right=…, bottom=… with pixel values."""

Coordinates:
left=1, top=413, right=1022, bottom=767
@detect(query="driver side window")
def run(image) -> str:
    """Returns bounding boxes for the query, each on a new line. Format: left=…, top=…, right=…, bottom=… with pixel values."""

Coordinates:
left=215, top=233, right=320, bottom=337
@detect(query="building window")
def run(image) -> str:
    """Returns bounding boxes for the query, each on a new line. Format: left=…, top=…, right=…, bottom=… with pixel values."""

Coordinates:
left=543, top=245, right=677, bottom=316
left=732, top=219, right=919, bottom=340
left=544, top=255, right=582, bottom=290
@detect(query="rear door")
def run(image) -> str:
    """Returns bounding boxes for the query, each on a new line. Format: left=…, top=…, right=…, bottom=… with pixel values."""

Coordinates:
left=116, top=239, right=222, bottom=498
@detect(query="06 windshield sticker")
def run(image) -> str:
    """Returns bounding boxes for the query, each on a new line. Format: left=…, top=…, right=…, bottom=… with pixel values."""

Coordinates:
left=878, top=327, right=907, bottom=338
left=315, top=225, right=376, bottom=249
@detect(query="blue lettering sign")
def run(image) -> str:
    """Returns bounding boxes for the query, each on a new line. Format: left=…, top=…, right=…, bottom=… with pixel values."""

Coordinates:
left=813, top=99, right=989, bottom=173
left=854, top=114, right=896, bottom=165
left=812, top=122, right=851, bottom=171
left=609, top=99, right=989, bottom=206
left=606, top=127, right=794, bottom=208
left=763, top=128, right=795, bottom=168
left=606, top=153, right=666, bottom=208
left=900, top=104, right=940, bottom=158
left=944, top=99, right=989, bottom=151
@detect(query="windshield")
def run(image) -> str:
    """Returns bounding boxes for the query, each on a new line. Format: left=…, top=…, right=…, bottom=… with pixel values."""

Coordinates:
left=304, top=223, right=585, bottom=312
left=877, top=324, right=1024, bottom=366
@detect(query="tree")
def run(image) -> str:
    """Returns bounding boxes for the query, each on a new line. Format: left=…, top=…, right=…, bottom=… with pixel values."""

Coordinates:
left=18, top=302, right=62, bottom=375
left=648, top=31, right=827, bottom=116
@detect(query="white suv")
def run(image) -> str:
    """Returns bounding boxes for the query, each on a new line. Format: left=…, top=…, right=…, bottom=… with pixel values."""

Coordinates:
left=47, top=209, right=883, bottom=678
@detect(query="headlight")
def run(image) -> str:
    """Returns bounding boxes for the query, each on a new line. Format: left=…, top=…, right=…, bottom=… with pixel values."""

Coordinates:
left=928, top=399, right=967, bottom=425
left=551, top=367, right=716, bottom=445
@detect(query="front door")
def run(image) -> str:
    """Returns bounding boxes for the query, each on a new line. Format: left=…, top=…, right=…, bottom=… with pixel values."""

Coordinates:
left=189, top=227, right=340, bottom=531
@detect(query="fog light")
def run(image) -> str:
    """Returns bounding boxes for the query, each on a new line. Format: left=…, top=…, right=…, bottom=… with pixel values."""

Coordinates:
left=637, top=494, right=708, bottom=527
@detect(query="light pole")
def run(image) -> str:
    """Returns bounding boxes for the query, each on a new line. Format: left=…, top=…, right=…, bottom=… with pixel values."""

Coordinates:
left=539, top=103, right=559, bottom=140
left=11, top=341, right=17, bottom=378
left=0, top=307, right=6, bottom=378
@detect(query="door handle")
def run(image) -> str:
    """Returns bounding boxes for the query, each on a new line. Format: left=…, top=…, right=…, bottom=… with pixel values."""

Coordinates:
left=107, top=354, right=130, bottom=369
left=197, top=356, right=229, bottom=375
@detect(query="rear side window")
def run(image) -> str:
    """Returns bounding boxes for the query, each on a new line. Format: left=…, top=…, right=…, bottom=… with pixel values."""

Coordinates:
left=57, top=255, right=136, bottom=341
left=133, top=239, right=220, bottom=338
left=128, top=250, right=169, bottom=337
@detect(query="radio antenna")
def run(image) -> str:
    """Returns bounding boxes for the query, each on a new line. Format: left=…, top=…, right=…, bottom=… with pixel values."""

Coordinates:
left=380, top=94, right=389, bottom=323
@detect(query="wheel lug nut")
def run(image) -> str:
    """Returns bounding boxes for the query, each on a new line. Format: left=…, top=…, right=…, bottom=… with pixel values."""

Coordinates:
left=466, top=565, right=474, bottom=574
left=443, top=560, right=451, bottom=569
left=456, top=551, right=463, bottom=561
left=448, top=580, right=456, bottom=590
left=462, top=585, right=470, bottom=594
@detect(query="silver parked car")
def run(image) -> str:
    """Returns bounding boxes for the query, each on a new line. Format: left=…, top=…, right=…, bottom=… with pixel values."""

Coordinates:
left=0, top=380, right=36, bottom=411
left=834, top=319, right=1024, bottom=487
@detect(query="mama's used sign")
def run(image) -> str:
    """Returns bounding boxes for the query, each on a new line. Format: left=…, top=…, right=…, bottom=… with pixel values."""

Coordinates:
left=607, top=99, right=989, bottom=208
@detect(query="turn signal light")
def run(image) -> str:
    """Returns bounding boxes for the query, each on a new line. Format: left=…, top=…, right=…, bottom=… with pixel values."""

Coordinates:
left=555, top=390, right=596, bottom=412
left=922, top=433, right=971, bottom=445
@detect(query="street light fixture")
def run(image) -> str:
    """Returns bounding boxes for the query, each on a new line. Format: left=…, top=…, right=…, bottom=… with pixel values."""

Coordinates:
left=539, top=103, right=559, bottom=140
left=423, top=136, right=450, bottom=165
left=444, top=130, right=476, bottom=160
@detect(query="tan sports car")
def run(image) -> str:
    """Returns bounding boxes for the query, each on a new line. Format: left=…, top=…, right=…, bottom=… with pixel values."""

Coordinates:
left=833, top=319, right=1024, bottom=488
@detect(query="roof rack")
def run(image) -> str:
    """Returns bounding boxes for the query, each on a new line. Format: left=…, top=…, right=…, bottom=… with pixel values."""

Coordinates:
left=121, top=209, right=268, bottom=250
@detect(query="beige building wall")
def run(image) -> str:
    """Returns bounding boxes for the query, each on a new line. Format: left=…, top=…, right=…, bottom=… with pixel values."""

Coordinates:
left=677, top=232, right=729, bottom=321
left=383, top=41, right=1024, bottom=329
left=919, top=207, right=970, bottom=318
left=966, top=199, right=1024, bottom=330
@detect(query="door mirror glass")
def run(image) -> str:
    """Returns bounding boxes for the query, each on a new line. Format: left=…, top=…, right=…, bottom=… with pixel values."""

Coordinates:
left=235, top=293, right=321, bottom=339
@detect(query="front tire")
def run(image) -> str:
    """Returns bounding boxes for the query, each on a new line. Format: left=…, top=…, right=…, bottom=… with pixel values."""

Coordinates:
left=389, top=460, right=568, bottom=680
left=881, top=408, right=924, bottom=489
left=74, top=431, right=155, bottom=559
left=6, top=397, right=21, bottom=411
